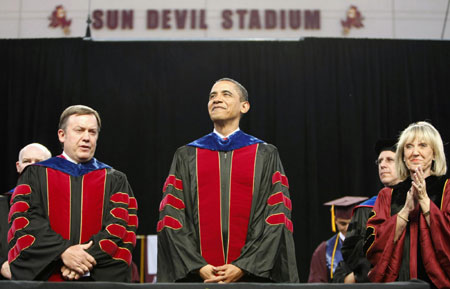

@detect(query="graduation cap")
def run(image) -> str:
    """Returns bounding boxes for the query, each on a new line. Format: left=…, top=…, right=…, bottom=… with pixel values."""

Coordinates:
left=323, top=196, right=368, bottom=232
left=374, top=138, right=397, bottom=156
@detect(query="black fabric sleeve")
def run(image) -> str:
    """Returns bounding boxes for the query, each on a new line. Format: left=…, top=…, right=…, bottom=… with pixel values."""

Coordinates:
left=86, top=169, right=137, bottom=282
left=8, top=166, right=71, bottom=280
left=232, top=145, right=299, bottom=282
left=157, top=147, right=207, bottom=282
left=341, top=206, right=372, bottom=282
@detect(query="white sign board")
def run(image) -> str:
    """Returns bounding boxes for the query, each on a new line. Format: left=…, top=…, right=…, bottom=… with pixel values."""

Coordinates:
left=0, top=0, right=448, bottom=40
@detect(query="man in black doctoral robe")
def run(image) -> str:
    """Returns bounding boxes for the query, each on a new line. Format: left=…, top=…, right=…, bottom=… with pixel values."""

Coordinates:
left=157, top=78, right=299, bottom=283
left=8, top=105, right=137, bottom=282
left=332, top=139, right=400, bottom=283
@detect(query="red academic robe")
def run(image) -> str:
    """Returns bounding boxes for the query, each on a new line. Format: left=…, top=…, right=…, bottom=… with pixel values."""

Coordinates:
left=365, top=175, right=450, bottom=288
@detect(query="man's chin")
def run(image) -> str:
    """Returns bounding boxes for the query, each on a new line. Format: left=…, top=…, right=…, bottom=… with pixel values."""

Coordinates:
left=76, top=154, right=94, bottom=163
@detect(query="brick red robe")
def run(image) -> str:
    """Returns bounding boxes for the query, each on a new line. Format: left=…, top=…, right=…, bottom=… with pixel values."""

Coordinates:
left=365, top=175, right=450, bottom=288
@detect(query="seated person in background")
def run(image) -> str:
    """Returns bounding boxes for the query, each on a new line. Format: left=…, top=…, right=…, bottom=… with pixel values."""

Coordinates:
left=15, top=143, right=52, bottom=175
left=332, top=138, right=400, bottom=283
left=308, top=196, right=368, bottom=283
left=365, top=121, right=450, bottom=289
left=8, top=105, right=137, bottom=282
left=1, top=143, right=52, bottom=280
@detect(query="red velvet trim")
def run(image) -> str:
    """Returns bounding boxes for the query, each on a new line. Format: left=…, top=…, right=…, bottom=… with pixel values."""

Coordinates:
left=129, top=214, right=138, bottom=228
left=10, top=184, right=31, bottom=205
left=227, top=144, right=257, bottom=263
left=111, top=207, right=129, bottom=222
left=8, top=201, right=30, bottom=223
left=163, top=175, right=183, bottom=192
left=105, top=224, right=136, bottom=246
left=48, top=272, right=65, bottom=282
left=267, top=192, right=292, bottom=210
left=111, top=192, right=129, bottom=205
left=106, top=224, right=127, bottom=239
left=80, top=170, right=106, bottom=243
left=157, top=215, right=182, bottom=232
left=99, top=239, right=132, bottom=265
left=124, top=231, right=137, bottom=246
left=197, top=148, right=225, bottom=266
left=266, top=213, right=293, bottom=233
left=47, top=168, right=71, bottom=240
left=159, top=194, right=185, bottom=211
left=272, top=171, right=289, bottom=188
left=8, top=217, right=29, bottom=243
left=129, top=197, right=138, bottom=210
left=8, top=234, right=35, bottom=263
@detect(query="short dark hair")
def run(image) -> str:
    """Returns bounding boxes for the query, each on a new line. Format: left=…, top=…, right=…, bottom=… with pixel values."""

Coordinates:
left=374, top=139, right=396, bottom=156
left=59, top=105, right=101, bottom=132
left=215, top=78, right=249, bottom=102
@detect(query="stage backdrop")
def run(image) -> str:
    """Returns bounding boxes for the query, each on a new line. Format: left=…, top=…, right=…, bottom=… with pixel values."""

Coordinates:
left=1, top=38, right=449, bottom=282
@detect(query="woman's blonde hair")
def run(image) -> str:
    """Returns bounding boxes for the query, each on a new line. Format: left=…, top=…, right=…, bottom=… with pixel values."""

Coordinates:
left=395, top=121, right=447, bottom=180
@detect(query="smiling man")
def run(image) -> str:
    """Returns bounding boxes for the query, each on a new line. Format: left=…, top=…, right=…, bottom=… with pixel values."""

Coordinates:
left=157, top=78, right=299, bottom=283
left=7, top=105, right=137, bottom=282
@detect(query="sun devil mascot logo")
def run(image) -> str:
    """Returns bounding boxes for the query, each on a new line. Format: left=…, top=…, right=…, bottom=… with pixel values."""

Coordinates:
left=48, top=5, right=72, bottom=35
left=341, top=6, right=364, bottom=36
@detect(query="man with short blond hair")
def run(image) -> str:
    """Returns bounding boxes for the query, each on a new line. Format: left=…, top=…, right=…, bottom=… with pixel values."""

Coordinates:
left=8, top=105, right=137, bottom=282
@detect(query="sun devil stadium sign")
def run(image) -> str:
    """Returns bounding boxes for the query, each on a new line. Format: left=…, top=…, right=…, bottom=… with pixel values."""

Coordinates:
left=1, top=0, right=449, bottom=40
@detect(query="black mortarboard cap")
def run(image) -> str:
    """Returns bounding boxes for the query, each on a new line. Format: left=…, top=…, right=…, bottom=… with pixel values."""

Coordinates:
left=323, top=196, right=368, bottom=232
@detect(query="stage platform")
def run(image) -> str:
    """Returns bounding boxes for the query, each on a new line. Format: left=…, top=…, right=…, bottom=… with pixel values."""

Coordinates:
left=0, top=280, right=429, bottom=289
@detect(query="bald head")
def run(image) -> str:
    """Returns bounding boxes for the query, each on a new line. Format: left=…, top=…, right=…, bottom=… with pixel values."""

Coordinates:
left=16, top=143, right=52, bottom=174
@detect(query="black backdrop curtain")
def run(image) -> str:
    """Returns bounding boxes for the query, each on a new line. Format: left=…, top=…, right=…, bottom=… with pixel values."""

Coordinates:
left=1, top=38, right=449, bottom=282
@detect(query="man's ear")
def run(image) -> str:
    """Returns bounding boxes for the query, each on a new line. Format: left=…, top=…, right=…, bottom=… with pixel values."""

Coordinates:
left=57, top=129, right=65, bottom=143
left=240, top=101, right=250, bottom=114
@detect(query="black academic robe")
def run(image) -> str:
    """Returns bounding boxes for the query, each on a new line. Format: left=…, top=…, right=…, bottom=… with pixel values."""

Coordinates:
left=157, top=132, right=299, bottom=282
left=7, top=156, right=137, bottom=281
left=332, top=196, right=376, bottom=283
left=0, top=194, right=9, bottom=279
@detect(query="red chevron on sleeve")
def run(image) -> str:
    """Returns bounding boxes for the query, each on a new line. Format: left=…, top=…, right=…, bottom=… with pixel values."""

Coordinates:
left=163, top=175, right=183, bottom=192
left=110, top=207, right=129, bottom=223
left=157, top=215, right=182, bottom=232
left=265, top=213, right=293, bottom=233
left=106, top=224, right=127, bottom=239
left=124, top=231, right=137, bottom=247
left=106, top=224, right=136, bottom=246
left=129, top=197, right=138, bottom=210
left=110, top=192, right=129, bottom=205
left=159, top=194, right=185, bottom=211
left=272, top=171, right=289, bottom=188
left=8, top=201, right=30, bottom=223
left=267, top=192, right=292, bottom=210
left=8, top=234, right=35, bottom=263
left=10, top=185, right=32, bottom=205
left=7, top=217, right=30, bottom=243
left=99, top=239, right=132, bottom=265
left=128, top=214, right=138, bottom=228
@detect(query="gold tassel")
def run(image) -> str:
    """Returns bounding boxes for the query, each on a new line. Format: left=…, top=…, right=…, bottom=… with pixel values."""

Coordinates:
left=331, top=205, right=336, bottom=232
left=140, top=235, right=145, bottom=283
